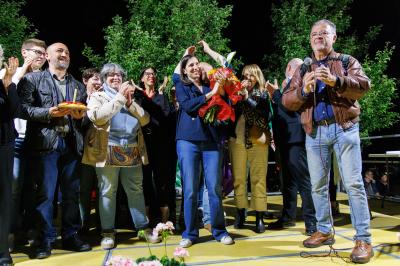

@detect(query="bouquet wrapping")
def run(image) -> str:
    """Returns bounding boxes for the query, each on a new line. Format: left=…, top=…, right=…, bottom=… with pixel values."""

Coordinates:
left=198, top=67, right=242, bottom=125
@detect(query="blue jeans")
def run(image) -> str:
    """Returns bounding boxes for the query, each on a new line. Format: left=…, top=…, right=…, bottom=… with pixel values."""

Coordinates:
left=34, top=137, right=81, bottom=241
left=11, top=138, right=26, bottom=233
left=198, top=176, right=210, bottom=225
left=305, top=123, right=371, bottom=243
left=177, top=140, right=228, bottom=241
left=95, top=165, right=148, bottom=231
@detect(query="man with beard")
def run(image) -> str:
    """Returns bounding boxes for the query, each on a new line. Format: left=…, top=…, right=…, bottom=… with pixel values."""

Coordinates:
left=18, top=43, right=91, bottom=259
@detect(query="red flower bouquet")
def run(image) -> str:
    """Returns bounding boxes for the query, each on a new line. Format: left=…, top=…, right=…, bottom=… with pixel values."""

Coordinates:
left=198, top=67, right=242, bottom=125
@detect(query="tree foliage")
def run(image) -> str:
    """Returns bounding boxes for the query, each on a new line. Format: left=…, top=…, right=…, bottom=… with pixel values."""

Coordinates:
left=0, top=0, right=35, bottom=59
left=267, top=0, right=398, bottom=137
left=360, top=45, right=398, bottom=137
left=83, top=0, right=233, bottom=83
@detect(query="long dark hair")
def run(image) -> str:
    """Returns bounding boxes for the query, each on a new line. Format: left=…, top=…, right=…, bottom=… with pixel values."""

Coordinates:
left=180, top=54, right=208, bottom=85
left=180, top=55, right=198, bottom=85
left=138, top=67, right=157, bottom=89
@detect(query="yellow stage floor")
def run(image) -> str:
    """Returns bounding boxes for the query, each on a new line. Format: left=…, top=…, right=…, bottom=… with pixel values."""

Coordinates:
left=12, top=193, right=400, bottom=265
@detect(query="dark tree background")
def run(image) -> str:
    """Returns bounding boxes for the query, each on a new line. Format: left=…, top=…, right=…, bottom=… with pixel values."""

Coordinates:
left=12, top=0, right=400, bottom=139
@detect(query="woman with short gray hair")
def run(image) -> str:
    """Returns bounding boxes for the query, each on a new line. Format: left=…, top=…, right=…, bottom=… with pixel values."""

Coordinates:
left=82, top=63, right=160, bottom=249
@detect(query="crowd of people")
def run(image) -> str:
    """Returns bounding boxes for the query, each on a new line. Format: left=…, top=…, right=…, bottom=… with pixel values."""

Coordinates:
left=0, top=19, right=375, bottom=265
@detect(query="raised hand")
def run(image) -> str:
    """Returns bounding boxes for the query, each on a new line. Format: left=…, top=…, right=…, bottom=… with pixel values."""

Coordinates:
left=265, top=79, right=279, bottom=99
left=118, top=81, right=132, bottom=95
left=3, top=56, right=19, bottom=89
left=158, top=76, right=169, bottom=94
left=198, top=40, right=210, bottom=53
left=184, top=46, right=196, bottom=56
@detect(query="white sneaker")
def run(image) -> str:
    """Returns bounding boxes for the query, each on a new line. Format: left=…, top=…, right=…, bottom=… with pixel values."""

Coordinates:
left=179, top=238, right=193, bottom=248
left=101, top=233, right=115, bottom=250
left=220, top=235, right=234, bottom=245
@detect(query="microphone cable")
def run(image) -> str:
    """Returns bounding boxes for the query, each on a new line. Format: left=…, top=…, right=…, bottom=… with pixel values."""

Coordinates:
left=299, top=78, right=352, bottom=262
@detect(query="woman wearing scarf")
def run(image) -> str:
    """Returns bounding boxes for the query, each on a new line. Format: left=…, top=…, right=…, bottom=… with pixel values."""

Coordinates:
left=229, top=64, right=271, bottom=233
left=82, top=63, right=159, bottom=250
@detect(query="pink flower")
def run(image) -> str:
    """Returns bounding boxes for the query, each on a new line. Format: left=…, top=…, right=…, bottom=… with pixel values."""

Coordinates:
left=174, top=247, right=190, bottom=258
left=165, top=221, right=175, bottom=231
left=138, top=260, right=162, bottom=266
left=153, top=222, right=175, bottom=236
left=105, top=256, right=137, bottom=266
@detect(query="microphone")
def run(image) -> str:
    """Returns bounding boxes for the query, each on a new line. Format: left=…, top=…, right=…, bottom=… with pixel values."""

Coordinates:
left=302, top=57, right=315, bottom=93
left=303, top=57, right=313, bottom=72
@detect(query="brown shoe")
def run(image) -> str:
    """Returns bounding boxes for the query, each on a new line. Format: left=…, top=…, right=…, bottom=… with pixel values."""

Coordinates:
left=303, top=231, right=335, bottom=248
left=204, top=224, right=212, bottom=233
left=350, top=240, right=374, bottom=264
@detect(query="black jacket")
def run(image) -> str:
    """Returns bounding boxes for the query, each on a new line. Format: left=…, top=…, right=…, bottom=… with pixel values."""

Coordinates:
left=271, top=82, right=305, bottom=145
left=17, top=69, right=87, bottom=154
left=0, top=80, right=19, bottom=145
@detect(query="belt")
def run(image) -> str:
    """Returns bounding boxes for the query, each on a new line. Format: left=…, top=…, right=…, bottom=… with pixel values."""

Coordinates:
left=315, top=117, right=336, bottom=126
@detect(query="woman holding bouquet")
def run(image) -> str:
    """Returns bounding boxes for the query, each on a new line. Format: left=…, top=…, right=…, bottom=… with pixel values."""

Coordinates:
left=229, top=64, right=271, bottom=233
left=175, top=53, right=234, bottom=248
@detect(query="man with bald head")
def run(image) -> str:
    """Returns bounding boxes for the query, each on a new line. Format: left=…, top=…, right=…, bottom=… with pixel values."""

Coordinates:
left=266, top=58, right=316, bottom=236
left=18, top=42, right=91, bottom=259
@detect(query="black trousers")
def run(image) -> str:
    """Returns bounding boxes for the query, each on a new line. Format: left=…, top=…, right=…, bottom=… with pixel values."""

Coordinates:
left=279, top=143, right=316, bottom=229
left=0, top=143, right=14, bottom=253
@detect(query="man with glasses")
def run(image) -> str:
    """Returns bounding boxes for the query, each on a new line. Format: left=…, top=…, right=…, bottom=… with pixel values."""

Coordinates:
left=0, top=39, right=46, bottom=83
left=0, top=39, right=47, bottom=252
left=18, top=43, right=91, bottom=259
left=282, top=19, right=373, bottom=263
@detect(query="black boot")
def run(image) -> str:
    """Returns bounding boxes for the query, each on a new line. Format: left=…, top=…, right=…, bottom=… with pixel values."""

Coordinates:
left=233, top=208, right=246, bottom=229
left=255, top=211, right=266, bottom=233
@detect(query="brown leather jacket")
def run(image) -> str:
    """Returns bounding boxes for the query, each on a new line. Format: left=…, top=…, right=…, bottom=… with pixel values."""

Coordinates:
left=282, top=50, right=370, bottom=135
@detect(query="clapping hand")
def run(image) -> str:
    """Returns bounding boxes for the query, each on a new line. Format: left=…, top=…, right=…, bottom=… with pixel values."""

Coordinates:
left=265, top=79, right=279, bottom=99
left=119, top=81, right=136, bottom=107
left=3, top=56, right=19, bottom=89
left=158, top=76, right=169, bottom=94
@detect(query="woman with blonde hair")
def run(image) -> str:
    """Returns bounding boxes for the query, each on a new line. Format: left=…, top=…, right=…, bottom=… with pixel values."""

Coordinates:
left=229, top=64, right=271, bottom=233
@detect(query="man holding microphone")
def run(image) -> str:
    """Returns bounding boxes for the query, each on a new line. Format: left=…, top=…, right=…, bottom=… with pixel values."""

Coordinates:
left=282, top=19, right=373, bottom=263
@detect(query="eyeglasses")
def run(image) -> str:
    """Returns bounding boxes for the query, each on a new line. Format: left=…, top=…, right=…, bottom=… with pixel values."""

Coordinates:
left=144, top=72, right=156, bottom=77
left=26, top=48, right=46, bottom=57
left=107, top=72, right=122, bottom=78
left=310, top=31, right=332, bottom=38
